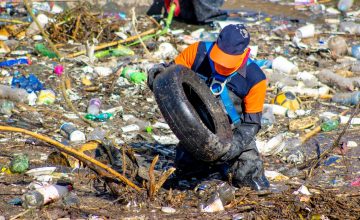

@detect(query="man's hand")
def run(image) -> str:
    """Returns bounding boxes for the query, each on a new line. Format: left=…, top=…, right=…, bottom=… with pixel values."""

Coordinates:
left=147, top=64, right=166, bottom=91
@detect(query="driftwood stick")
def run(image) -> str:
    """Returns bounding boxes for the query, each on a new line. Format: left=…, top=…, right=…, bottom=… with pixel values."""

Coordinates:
left=0, top=125, right=142, bottom=191
left=131, top=8, right=151, bottom=57
left=67, top=28, right=157, bottom=58
left=154, top=167, right=176, bottom=194
left=148, top=155, right=159, bottom=198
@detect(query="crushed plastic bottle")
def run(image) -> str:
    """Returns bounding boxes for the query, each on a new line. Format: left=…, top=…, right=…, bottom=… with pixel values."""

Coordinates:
left=283, top=138, right=304, bottom=164
left=87, top=127, right=107, bottom=141
left=195, top=180, right=235, bottom=213
left=121, top=67, right=147, bottom=84
left=11, top=73, right=43, bottom=93
left=0, top=100, right=14, bottom=115
left=22, top=184, right=72, bottom=208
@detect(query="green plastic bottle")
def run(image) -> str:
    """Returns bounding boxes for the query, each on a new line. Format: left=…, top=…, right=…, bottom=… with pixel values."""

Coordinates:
left=35, top=43, right=58, bottom=58
left=85, top=113, right=113, bottom=122
left=321, top=119, right=340, bottom=132
left=121, top=67, right=147, bottom=84
left=95, top=45, right=134, bottom=59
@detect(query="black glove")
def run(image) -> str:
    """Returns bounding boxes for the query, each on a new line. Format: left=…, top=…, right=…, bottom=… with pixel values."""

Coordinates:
left=147, top=64, right=166, bottom=91
left=219, top=123, right=260, bottom=162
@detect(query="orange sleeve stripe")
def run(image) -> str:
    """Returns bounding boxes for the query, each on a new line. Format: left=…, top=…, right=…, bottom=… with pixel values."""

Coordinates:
left=244, top=79, right=267, bottom=113
left=174, top=42, right=199, bottom=69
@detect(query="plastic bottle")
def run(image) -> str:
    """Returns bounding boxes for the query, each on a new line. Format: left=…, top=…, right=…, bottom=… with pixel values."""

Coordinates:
left=337, top=0, right=354, bottom=12
left=196, top=180, right=235, bottom=213
left=60, top=123, right=86, bottom=142
left=351, top=61, right=360, bottom=73
left=35, top=43, right=58, bottom=58
left=87, top=127, right=106, bottom=141
left=0, top=100, right=14, bottom=115
left=0, top=85, right=28, bottom=103
left=351, top=45, right=360, bottom=60
left=261, top=105, right=276, bottom=126
left=251, top=59, right=272, bottom=68
left=257, top=133, right=287, bottom=156
left=121, top=67, right=147, bottom=84
left=85, top=112, right=113, bottom=122
left=327, top=36, right=348, bottom=57
left=0, top=58, right=30, bottom=67
left=339, top=22, right=360, bottom=34
left=26, top=14, right=49, bottom=36
left=272, top=56, right=299, bottom=74
left=95, top=45, right=134, bottom=58
left=332, top=91, right=360, bottom=105
left=87, top=98, right=101, bottom=115
left=22, top=184, right=72, bottom=208
left=321, top=119, right=339, bottom=132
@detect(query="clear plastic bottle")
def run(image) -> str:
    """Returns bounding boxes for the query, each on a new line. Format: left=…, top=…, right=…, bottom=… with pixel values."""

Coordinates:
left=339, top=22, right=360, bottom=34
left=87, top=98, right=101, bottom=115
left=337, top=0, right=354, bottom=12
left=22, top=184, right=71, bottom=208
left=351, top=45, right=360, bottom=60
left=0, top=100, right=14, bottom=115
left=327, top=36, right=348, bottom=57
left=87, top=127, right=106, bottom=141
left=351, top=61, right=360, bottom=73
left=26, top=14, right=49, bottom=36
left=0, top=85, right=28, bottom=103
left=196, top=180, right=235, bottom=213
left=332, top=91, right=360, bottom=105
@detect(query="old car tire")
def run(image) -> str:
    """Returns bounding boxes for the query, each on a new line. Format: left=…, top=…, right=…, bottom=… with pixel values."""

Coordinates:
left=153, top=65, right=232, bottom=162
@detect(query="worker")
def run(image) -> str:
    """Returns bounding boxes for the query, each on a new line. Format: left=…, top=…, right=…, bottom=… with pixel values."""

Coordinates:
left=147, top=0, right=227, bottom=24
left=147, top=24, right=269, bottom=191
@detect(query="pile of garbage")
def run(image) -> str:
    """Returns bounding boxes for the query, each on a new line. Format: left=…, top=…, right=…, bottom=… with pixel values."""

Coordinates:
left=0, top=0, right=359, bottom=219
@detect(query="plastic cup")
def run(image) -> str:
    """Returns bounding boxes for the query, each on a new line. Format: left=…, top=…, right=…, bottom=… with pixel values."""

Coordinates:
left=295, top=24, right=315, bottom=39
left=272, top=56, right=299, bottom=74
